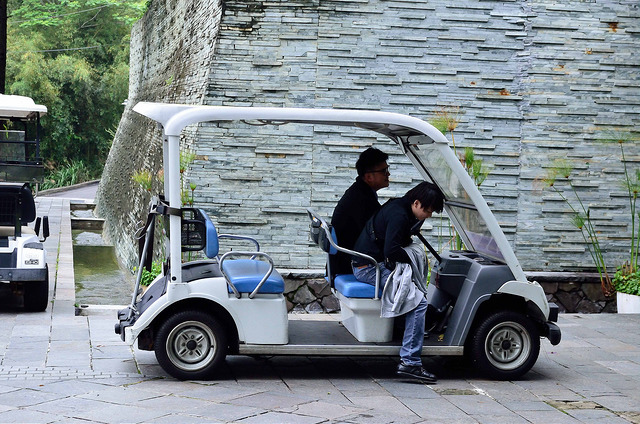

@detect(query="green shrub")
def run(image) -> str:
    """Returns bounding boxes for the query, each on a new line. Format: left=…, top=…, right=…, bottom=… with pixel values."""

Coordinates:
left=136, top=261, right=163, bottom=287
left=613, top=264, right=640, bottom=296
left=40, top=160, right=100, bottom=190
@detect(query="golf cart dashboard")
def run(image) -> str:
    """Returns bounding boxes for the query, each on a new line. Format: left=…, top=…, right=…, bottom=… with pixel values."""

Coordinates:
left=431, top=250, right=511, bottom=298
left=448, top=250, right=504, bottom=265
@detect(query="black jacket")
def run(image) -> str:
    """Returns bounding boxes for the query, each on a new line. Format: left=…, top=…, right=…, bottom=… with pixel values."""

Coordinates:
left=330, top=177, right=381, bottom=275
left=352, top=197, right=417, bottom=267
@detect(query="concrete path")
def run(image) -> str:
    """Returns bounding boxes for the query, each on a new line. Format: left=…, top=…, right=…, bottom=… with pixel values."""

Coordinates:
left=0, top=195, right=638, bottom=423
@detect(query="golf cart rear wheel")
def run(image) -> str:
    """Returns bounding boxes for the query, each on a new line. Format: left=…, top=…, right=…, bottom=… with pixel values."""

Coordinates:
left=154, top=310, right=227, bottom=380
left=468, top=310, right=540, bottom=380
left=23, top=265, right=49, bottom=312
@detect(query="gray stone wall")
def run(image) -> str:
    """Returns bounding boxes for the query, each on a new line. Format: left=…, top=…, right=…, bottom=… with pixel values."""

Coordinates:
left=98, top=0, right=639, bottom=276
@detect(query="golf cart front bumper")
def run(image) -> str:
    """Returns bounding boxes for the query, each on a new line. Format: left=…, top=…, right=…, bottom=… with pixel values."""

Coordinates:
left=0, top=267, right=47, bottom=282
left=543, top=302, right=561, bottom=345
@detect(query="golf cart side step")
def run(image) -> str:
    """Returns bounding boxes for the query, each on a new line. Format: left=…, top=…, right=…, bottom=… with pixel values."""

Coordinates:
left=238, top=344, right=463, bottom=356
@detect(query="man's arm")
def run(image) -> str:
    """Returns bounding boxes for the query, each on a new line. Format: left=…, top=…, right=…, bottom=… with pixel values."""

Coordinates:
left=382, top=214, right=412, bottom=265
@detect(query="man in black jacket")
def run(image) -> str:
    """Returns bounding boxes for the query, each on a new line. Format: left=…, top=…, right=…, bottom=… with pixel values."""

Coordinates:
left=352, top=181, right=444, bottom=383
left=330, top=147, right=390, bottom=276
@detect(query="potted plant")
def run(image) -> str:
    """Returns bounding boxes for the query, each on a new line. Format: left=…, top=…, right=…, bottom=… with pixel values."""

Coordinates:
left=614, top=263, right=640, bottom=313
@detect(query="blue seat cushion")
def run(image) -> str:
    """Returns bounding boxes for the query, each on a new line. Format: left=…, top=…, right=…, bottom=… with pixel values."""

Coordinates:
left=334, top=274, right=382, bottom=298
left=222, top=259, right=285, bottom=294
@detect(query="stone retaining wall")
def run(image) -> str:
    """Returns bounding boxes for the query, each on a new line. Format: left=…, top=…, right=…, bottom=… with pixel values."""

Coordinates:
left=284, top=271, right=618, bottom=314
left=536, top=273, right=618, bottom=314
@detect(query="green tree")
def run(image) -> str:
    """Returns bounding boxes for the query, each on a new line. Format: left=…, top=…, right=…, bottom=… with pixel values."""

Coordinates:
left=5, top=0, right=146, bottom=185
left=1, top=0, right=6, bottom=93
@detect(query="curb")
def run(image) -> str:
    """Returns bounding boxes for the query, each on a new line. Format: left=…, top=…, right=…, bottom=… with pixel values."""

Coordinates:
left=38, top=179, right=101, bottom=196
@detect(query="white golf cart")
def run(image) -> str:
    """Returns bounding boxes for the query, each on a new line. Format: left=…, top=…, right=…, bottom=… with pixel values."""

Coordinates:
left=0, top=95, right=50, bottom=311
left=115, top=103, right=561, bottom=381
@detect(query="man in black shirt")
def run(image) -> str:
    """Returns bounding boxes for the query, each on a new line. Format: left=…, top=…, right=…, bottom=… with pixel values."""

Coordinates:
left=330, top=147, right=390, bottom=277
left=353, top=181, right=444, bottom=383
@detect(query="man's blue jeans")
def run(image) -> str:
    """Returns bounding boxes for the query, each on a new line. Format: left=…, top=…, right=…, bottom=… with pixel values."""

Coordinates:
left=353, top=263, right=427, bottom=367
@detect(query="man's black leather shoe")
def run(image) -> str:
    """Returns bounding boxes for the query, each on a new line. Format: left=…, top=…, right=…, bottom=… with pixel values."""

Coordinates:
left=396, top=363, right=437, bottom=383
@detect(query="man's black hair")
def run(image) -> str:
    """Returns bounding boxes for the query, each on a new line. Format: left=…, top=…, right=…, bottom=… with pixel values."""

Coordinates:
left=403, top=181, right=445, bottom=213
left=356, top=147, right=389, bottom=177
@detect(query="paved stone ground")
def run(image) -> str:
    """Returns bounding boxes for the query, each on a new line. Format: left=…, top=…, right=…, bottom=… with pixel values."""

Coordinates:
left=0, top=195, right=638, bottom=423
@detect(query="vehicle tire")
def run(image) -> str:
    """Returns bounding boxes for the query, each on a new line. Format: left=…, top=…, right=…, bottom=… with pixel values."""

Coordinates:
left=154, top=310, right=227, bottom=380
left=467, top=310, right=540, bottom=380
left=23, top=266, right=49, bottom=312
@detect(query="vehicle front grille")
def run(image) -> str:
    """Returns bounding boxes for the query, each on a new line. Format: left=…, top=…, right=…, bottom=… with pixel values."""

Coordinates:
left=0, top=250, right=17, bottom=267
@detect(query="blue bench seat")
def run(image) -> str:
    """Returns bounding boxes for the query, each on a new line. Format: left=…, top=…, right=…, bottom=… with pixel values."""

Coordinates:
left=221, top=259, right=285, bottom=294
left=334, top=274, right=382, bottom=298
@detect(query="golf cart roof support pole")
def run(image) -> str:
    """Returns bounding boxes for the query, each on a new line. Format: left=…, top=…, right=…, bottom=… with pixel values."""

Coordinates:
left=166, top=134, right=185, bottom=300
left=35, top=113, right=41, bottom=159
left=162, top=132, right=171, bottom=203
left=162, top=132, right=171, bottom=264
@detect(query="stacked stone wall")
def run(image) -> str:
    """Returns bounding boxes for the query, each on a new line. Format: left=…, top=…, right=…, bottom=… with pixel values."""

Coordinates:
left=98, top=0, right=639, bottom=277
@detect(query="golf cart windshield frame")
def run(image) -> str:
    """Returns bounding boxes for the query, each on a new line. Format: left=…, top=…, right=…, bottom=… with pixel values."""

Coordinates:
left=132, top=103, right=527, bottom=291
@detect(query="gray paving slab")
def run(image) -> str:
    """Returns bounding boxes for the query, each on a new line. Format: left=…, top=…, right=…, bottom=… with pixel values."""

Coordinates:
left=140, top=413, right=224, bottom=423
left=72, top=403, right=168, bottom=423
left=0, top=195, right=638, bottom=423
left=402, top=397, right=478, bottom=422
left=28, top=395, right=111, bottom=417
left=236, top=411, right=325, bottom=424
left=0, top=408, right=66, bottom=423
left=0, top=387, right=65, bottom=408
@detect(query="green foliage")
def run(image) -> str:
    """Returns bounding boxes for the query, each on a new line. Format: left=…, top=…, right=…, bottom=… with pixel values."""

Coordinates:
left=462, top=146, right=490, bottom=188
left=429, top=106, right=461, bottom=150
left=613, top=264, right=640, bottom=296
left=135, top=261, right=162, bottom=287
left=131, top=169, right=152, bottom=191
left=179, top=150, right=196, bottom=206
left=180, top=150, right=196, bottom=174
left=131, top=150, right=197, bottom=209
left=40, top=159, right=100, bottom=190
left=541, top=159, right=573, bottom=187
left=5, top=0, right=146, bottom=183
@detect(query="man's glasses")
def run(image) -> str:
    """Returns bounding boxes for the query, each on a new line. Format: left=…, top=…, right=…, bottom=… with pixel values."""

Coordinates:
left=367, top=166, right=390, bottom=175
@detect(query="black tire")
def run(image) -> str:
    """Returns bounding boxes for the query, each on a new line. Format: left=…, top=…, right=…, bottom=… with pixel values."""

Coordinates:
left=154, top=310, right=227, bottom=380
left=23, top=266, right=49, bottom=312
left=467, top=310, right=540, bottom=380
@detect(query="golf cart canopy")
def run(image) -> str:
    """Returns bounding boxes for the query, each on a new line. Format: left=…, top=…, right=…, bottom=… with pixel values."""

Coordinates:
left=133, top=102, right=527, bottom=283
left=0, top=95, right=48, bottom=120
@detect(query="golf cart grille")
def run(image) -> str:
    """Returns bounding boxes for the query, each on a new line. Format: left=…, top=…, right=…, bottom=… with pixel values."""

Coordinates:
left=0, top=250, right=17, bottom=267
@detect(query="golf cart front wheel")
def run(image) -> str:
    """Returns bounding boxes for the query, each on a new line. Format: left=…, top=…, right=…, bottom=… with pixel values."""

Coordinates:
left=468, top=311, right=540, bottom=380
left=23, top=265, right=49, bottom=312
left=154, top=310, right=227, bottom=380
